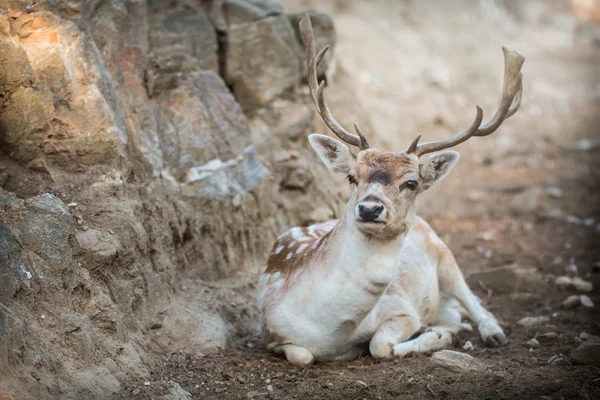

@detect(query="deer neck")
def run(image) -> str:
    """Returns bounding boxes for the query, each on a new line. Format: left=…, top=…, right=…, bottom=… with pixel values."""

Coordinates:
left=324, top=216, right=407, bottom=286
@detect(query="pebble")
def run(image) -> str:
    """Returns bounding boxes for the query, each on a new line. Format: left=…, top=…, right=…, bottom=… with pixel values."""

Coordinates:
left=580, top=295, right=594, bottom=308
left=555, top=276, right=593, bottom=292
left=266, top=385, right=273, bottom=392
left=562, top=295, right=581, bottom=309
left=570, top=342, right=600, bottom=366
left=462, top=341, right=474, bottom=351
left=526, top=338, right=540, bottom=349
left=430, top=350, right=482, bottom=373
left=538, top=332, right=558, bottom=341
left=517, top=316, right=550, bottom=327
left=579, top=332, right=600, bottom=342
left=572, top=277, right=593, bottom=292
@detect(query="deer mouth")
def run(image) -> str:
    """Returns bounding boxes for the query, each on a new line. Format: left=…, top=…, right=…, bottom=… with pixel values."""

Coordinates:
left=356, top=220, right=386, bottom=225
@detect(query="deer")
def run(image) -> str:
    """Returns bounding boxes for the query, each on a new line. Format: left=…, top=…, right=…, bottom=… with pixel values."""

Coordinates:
left=257, top=14, right=524, bottom=365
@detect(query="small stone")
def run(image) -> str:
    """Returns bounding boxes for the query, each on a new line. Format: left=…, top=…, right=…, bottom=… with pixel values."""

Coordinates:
left=355, top=380, right=368, bottom=388
left=562, top=295, right=581, bottom=309
left=264, top=379, right=270, bottom=384
left=462, top=341, right=474, bottom=351
left=570, top=342, right=600, bottom=366
left=430, top=350, right=482, bottom=373
left=538, top=332, right=558, bottom=341
left=132, top=388, right=141, bottom=395
left=144, top=381, right=151, bottom=386
left=266, top=385, right=273, bottom=392
left=572, top=277, right=593, bottom=292
left=326, top=382, right=334, bottom=388
left=545, top=186, right=563, bottom=198
left=555, top=275, right=573, bottom=288
left=517, top=316, right=550, bottom=328
left=67, top=202, right=78, bottom=207
left=580, top=295, right=594, bottom=308
left=555, top=276, right=593, bottom=292
left=526, top=338, right=540, bottom=349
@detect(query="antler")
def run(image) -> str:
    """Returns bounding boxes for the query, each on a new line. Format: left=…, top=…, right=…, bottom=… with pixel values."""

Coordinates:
left=408, top=47, right=525, bottom=157
left=299, top=14, right=370, bottom=150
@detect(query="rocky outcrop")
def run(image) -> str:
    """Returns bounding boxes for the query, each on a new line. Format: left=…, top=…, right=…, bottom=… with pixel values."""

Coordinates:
left=0, top=0, right=369, bottom=398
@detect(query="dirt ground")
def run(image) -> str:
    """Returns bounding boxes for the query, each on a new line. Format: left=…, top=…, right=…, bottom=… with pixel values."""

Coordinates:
left=119, top=1, right=600, bottom=398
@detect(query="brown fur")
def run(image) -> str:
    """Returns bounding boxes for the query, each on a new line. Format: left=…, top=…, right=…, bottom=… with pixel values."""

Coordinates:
left=265, top=220, right=337, bottom=275
left=354, top=150, right=419, bottom=183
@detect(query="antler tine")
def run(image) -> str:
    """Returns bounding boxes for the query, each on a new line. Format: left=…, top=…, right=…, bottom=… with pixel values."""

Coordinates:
left=413, top=107, right=484, bottom=157
left=299, top=13, right=368, bottom=150
left=473, top=47, right=524, bottom=137
left=409, top=47, right=525, bottom=157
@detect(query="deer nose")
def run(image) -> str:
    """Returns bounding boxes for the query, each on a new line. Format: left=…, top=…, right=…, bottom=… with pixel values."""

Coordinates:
left=358, top=203, right=384, bottom=222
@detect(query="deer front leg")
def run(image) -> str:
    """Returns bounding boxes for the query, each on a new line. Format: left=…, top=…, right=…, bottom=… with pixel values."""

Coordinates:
left=280, top=344, right=315, bottom=366
left=369, top=314, right=421, bottom=358
left=437, top=252, right=508, bottom=347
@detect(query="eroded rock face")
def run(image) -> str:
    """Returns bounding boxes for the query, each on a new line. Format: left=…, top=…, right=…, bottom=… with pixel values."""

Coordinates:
left=0, top=0, right=368, bottom=398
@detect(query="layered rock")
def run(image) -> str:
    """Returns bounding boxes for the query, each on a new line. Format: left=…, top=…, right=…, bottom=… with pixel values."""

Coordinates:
left=0, top=0, right=368, bottom=398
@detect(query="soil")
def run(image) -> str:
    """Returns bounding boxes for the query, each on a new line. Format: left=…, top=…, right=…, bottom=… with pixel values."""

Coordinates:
left=119, top=1, right=600, bottom=399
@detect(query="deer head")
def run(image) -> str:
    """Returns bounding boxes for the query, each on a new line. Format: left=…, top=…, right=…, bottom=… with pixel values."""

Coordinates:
left=300, top=14, right=524, bottom=240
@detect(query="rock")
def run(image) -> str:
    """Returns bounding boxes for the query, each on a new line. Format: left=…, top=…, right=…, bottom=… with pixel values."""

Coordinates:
left=466, top=264, right=547, bottom=294
left=76, top=229, right=121, bottom=270
left=462, top=341, right=474, bottom=351
left=579, top=295, right=594, bottom=308
left=26, top=193, right=70, bottom=215
left=154, top=303, right=230, bottom=355
left=510, top=186, right=544, bottom=213
left=17, top=193, right=77, bottom=272
left=223, top=0, right=283, bottom=26
left=555, top=275, right=593, bottom=292
left=430, top=350, right=482, bottom=373
left=280, top=161, right=312, bottom=191
left=545, top=186, right=563, bottom=198
left=288, top=10, right=336, bottom=77
left=147, top=4, right=218, bottom=96
left=570, top=342, right=600, bottom=366
left=253, top=99, right=313, bottom=143
left=579, top=332, right=600, bottom=342
left=517, top=316, right=550, bottom=328
left=160, top=381, right=192, bottom=400
left=0, top=189, right=24, bottom=208
left=572, top=277, right=593, bottom=292
left=562, top=295, right=581, bottom=309
left=526, top=338, right=540, bottom=349
left=537, top=332, right=558, bottom=342
left=0, top=87, right=54, bottom=145
left=225, top=15, right=303, bottom=111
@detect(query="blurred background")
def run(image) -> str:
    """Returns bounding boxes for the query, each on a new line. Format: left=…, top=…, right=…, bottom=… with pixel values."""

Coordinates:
left=0, top=0, right=599, bottom=398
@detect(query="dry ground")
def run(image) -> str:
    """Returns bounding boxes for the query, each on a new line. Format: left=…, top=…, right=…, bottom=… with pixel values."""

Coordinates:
left=120, top=1, right=600, bottom=398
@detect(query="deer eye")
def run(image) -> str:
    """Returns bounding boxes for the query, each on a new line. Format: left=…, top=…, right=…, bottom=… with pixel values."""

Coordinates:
left=347, top=175, right=357, bottom=185
left=403, top=180, right=418, bottom=191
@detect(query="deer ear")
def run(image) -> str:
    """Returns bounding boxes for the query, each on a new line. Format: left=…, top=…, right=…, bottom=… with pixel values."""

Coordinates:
left=308, top=134, right=355, bottom=175
left=420, top=150, right=460, bottom=189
